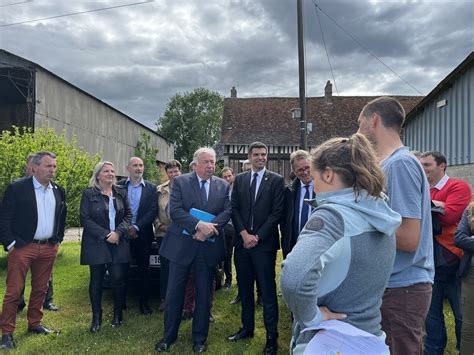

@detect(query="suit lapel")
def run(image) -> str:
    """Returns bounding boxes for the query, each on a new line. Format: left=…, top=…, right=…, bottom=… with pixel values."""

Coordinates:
left=27, top=177, right=38, bottom=226
left=243, top=171, right=251, bottom=206
left=255, top=170, right=269, bottom=203
left=190, top=172, right=203, bottom=209
left=136, top=181, right=147, bottom=217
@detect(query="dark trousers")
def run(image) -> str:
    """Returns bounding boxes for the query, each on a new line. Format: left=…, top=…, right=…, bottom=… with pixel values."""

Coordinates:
left=160, top=255, right=170, bottom=301
left=425, top=276, right=462, bottom=353
left=223, top=225, right=234, bottom=284
left=0, top=243, right=58, bottom=334
left=89, top=263, right=128, bottom=314
left=235, top=247, right=278, bottom=337
left=163, top=245, right=214, bottom=345
left=461, top=265, right=474, bottom=354
left=381, top=283, right=432, bottom=355
left=130, top=236, right=153, bottom=303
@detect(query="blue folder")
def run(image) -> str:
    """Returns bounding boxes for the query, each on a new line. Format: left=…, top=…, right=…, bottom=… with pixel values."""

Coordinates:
left=183, top=208, right=216, bottom=242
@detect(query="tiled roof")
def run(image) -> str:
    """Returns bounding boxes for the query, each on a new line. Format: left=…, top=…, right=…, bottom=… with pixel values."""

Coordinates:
left=220, top=95, right=423, bottom=146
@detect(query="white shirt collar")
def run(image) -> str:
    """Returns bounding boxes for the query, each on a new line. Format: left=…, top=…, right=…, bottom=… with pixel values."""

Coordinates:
left=299, top=179, right=314, bottom=189
left=126, top=177, right=145, bottom=186
left=432, top=174, right=449, bottom=190
left=32, top=175, right=52, bottom=190
left=250, top=168, right=265, bottom=179
left=197, top=174, right=211, bottom=184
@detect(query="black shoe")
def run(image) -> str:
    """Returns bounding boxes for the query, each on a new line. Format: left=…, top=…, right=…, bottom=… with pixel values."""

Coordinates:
left=28, top=325, right=60, bottom=335
left=209, top=313, right=215, bottom=323
left=89, top=311, right=102, bottom=333
left=263, top=336, right=278, bottom=355
left=228, top=328, right=254, bottom=342
left=17, top=302, right=26, bottom=313
left=193, top=343, right=207, bottom=353
left=43, top=302, right=59, bottom=312
left=223, top=281, right=231, bottom=289
left=182, top=310, right=193, bottom=320
left=140, top=302, right=152, bottom=315
left=0, top=334, right=14, bottom=349
left=229, top=294, right=240, bottom=305
left=256, top=295, right=263, bottom=307
left=111, top=311, right=123, bottom=327
left=155, top=340, right=171, bottom=352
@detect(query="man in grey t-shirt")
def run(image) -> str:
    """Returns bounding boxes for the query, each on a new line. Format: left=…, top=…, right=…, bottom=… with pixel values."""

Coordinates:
left=358, top=97, right=434, bottom=355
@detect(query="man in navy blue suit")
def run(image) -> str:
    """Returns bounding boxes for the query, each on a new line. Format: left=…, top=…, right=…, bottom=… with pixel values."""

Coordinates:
left=155, top=147, right=231, bottom=353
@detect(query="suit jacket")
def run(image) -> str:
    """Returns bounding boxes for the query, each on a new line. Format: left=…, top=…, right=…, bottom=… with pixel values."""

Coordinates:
left=0, top=176, right=67, bottom=251
left=280, top=177, right=301, bottom=258
left=79, top=186, right=132, bottom=265
left=231, top=169, right=285, bottom=252
left=159, top=172, right=231, bottom=267
left=117, top=179, right=158, bottom=242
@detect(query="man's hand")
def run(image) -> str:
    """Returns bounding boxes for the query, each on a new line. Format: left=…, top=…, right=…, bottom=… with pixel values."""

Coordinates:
left=158, top=224, right=168, bottom=233
left=128, top=226, right=139, bottom=239
left=241, top=230, right=258, bottom=249
left=319, top=306, right=347, bottom=321
left=197, top=221, right=218, bottom=237
left=193, top=230, right=207, bottom=242
left=106, top=231, right=120, bottom=244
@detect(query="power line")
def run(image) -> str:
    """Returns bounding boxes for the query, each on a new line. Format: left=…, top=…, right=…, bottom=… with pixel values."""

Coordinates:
left=313, top=2, right=423, bottom=95
left=314, top=0, right=339, bottom=96
left=0, top=0, right=154, bottom=28
left=0, top=0, right=32, bottom=8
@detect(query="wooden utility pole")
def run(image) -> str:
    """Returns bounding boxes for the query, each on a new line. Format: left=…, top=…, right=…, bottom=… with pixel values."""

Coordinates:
left=297, top=0, right=307, bottom=150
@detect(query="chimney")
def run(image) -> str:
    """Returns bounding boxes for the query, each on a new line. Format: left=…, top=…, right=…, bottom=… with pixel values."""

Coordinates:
left=324, top=80, right=333, bottom=104
left=230, top=86, right=237, bottom=98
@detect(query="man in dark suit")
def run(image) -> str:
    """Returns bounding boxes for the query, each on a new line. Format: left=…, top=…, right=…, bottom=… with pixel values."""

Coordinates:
left=0, top=151, right=67, bottom=349
left=117, top=157, right=158, bottom=315
left=155, top=147, right=231, bottom=353
left=228, top=141, right=285, bottom=355
left=280, top=150, right=314, bottom=258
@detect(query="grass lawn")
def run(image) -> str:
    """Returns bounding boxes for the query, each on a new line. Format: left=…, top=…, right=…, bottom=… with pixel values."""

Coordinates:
left=0, top=242, right=458, bottom=354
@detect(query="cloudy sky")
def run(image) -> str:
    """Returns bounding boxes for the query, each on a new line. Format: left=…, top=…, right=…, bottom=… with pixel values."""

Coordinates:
left=0, top=0, right=472, bottom=129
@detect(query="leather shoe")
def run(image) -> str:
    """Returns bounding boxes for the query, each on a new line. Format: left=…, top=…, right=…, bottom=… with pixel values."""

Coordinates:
left=17, top=301, right=26, bottom=313
left=193, top=343, right=207, bottom=353
left=28, top=325, right=60, bottom=335
left=182, top=310, right=193, bottom=320
left=263, top=337, right=278, bottom=355
left=155, top=341, right=171, bottom=352
left=111, top=311, right=123, bottom=327
left=227, top=328, right=254, bottom=342
left=0, top=334, right=14, bottom=349
left=43, top=302, right=59, bottom=312
left=229, top=294, right=240, bottom=305
left=140, top=302, right=152, bottom=315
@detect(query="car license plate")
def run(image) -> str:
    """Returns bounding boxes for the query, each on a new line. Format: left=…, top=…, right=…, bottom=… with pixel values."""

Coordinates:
left=149, top=255, right=160, bottom=266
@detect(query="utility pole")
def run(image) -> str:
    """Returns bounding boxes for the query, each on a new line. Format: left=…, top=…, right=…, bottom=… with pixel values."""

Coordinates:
left=297, top=0, right=307, bottom=150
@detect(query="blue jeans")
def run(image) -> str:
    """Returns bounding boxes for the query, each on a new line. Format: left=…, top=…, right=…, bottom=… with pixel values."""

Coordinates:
left=424, top=277, right=462, bottom=354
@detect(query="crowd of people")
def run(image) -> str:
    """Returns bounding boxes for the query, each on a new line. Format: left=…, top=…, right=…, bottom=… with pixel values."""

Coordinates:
left=0, top=96, right=472, bottom=354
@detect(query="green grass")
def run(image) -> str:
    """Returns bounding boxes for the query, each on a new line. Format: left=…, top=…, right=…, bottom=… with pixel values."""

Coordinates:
left=0, top=243, right=457, bottom=354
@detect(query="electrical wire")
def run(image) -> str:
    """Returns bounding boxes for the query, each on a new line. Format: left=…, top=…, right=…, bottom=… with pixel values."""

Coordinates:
left=314, top=1, right=339, bottom=96
left=0, top=1, right=32, bottom=8
left=313, top=2, right=423, bottom=95
left=0, top=0, right=154, bottom=28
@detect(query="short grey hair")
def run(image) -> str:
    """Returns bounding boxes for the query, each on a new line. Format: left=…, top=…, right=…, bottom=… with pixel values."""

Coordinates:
left=89, top=161, right=115, bottom=189
left=290, top=150, right=310, bottom=167
left=193, top=147, right=216, bottom=161
left=31, top=151, right=56, bottom=165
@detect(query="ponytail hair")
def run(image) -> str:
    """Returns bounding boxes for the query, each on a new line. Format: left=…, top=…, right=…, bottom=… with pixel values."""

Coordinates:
left=310, top=133, right=385, bottom=198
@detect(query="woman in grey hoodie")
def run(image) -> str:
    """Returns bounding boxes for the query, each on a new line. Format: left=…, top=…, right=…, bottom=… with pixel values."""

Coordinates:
left=280, top=133, right=401, bottom=354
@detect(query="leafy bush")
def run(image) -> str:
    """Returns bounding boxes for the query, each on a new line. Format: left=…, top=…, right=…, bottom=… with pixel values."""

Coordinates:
left=0, top=127, right=101, bottom=228
left=134, top=132, right=162, bottom=184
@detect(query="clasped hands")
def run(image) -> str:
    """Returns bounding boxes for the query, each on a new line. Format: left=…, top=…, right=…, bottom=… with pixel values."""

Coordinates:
left=194, top=221, right=218, bottom=242
left=241, top=230, right=258, bottom=249
left=105, top=231, right=120, bottom=244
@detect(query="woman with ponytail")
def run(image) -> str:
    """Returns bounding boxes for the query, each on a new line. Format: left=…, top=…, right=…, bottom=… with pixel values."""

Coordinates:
left=455, top=202, right=474, bottom=354
left=280, top=133, right=401, bottom=354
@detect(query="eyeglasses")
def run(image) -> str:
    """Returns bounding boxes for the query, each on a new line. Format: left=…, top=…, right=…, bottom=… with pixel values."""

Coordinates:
left=295, top=167, right=310, bottom=174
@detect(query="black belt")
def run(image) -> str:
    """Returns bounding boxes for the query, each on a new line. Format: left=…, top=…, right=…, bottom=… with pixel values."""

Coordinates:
left=32, top=238, right=51, bottom=245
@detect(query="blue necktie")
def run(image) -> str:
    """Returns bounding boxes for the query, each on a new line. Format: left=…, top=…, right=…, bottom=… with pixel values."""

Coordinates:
left=200, top=180, right=207, bottom=207
left=249, top=173, right=258, bottom=230
left=299, top=185, right=310, bottom=232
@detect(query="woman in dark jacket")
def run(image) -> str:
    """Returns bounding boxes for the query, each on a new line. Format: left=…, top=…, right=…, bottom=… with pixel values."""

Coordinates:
left=455, top=202, right=474, bottom=354
left=80, top=161, right=132, bottom=332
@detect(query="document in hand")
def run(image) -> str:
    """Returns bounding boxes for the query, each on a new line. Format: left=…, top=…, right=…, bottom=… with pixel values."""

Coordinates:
left=183, top=208, right=216, bottom=242
left=302, top=320, right=389, bottom=355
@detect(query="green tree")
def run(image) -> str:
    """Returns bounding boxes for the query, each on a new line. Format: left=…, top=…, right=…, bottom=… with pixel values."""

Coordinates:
left=157, top=87, right=224, bottom=168
left=0, top=127, right=101, bottom=228
left=134, top=132, right=161, bottom=184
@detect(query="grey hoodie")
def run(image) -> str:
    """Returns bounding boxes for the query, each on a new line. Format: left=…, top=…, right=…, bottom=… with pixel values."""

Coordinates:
left=280, top=188, right=401, bottom=353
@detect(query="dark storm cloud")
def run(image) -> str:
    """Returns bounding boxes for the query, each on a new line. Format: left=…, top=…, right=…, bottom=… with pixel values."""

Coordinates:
left=0, top=0, right=472, bottom=128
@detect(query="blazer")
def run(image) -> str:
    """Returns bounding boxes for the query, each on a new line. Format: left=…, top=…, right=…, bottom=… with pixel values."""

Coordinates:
left=231, top=169, right=285, bottom=252
left=80, top=186, right=132, bottom=265
left=280, top=177, right=301, bottom=258
left=0, top=176, right=67, bottom=251
left=117, top=179, right=158, bottom=241
left=455, top=206, right=474, bottom=278
left=159, top=172, right=231, bottom=267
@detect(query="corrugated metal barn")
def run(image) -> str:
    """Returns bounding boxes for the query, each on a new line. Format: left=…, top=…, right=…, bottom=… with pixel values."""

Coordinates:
left=404, top=52, right=474, bottom=187
left=0, top=49, right=174, bottom=177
